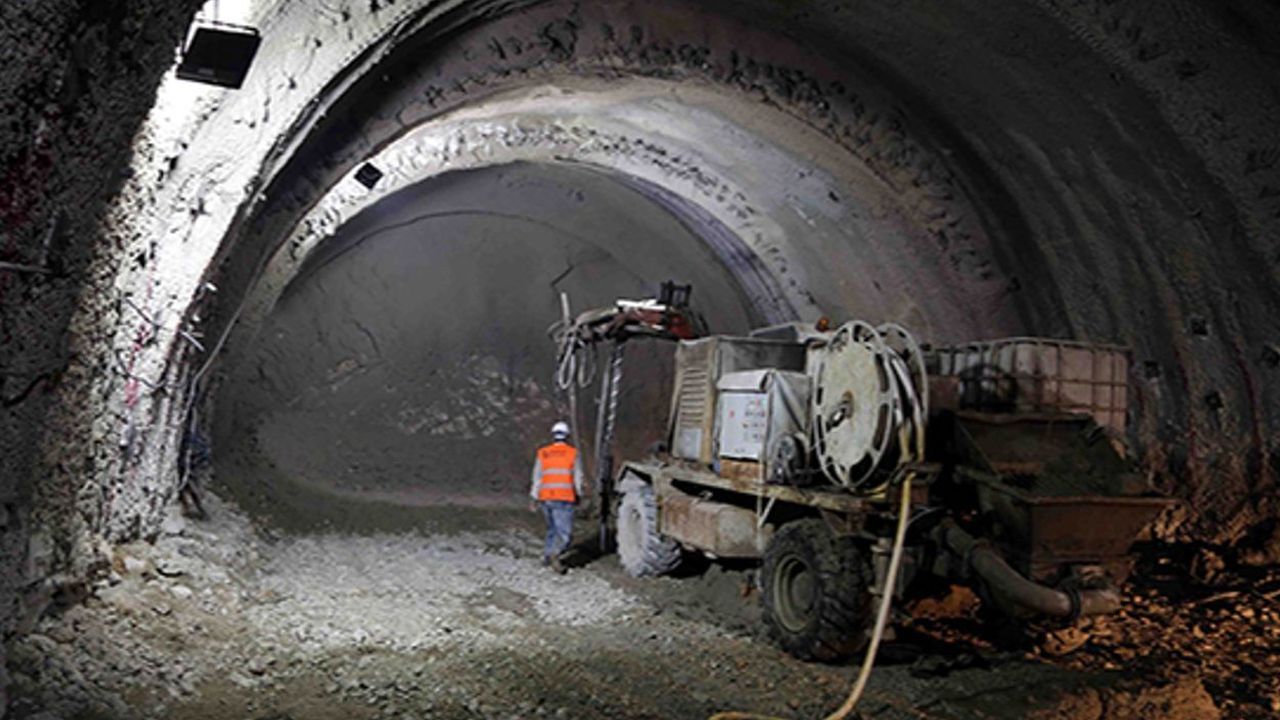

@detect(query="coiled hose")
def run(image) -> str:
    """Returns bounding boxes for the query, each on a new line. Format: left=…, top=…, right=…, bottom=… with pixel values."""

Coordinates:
left=549, top=294, right=596, bottom=469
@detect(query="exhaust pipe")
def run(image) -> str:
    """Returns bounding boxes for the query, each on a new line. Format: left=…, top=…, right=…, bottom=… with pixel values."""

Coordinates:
left=938, top=522, right=1120, bottom=619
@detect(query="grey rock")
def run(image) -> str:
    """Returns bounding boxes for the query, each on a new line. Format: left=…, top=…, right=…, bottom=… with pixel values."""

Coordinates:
left=246, top=656, right=268, bottom=675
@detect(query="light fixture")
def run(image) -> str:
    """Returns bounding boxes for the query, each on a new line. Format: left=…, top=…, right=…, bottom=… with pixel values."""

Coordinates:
left=176, top=21, right=261, bottom=89
left=355, top=163, right=384, bottom=190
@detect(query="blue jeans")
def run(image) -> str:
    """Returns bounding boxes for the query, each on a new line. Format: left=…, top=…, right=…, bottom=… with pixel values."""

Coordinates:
left=541, top=500, right=575, bottom=560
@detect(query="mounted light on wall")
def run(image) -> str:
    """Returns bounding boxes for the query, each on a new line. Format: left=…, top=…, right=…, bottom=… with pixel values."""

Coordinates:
left=176, top=20, right=261, bottom=89
left=355, top=163, right=384, bottom=190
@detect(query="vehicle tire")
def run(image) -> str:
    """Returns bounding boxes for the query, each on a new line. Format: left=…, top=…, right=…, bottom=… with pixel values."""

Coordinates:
left=617, top=483, right=683, bottom=577
left=761, top=518, right=874, bottom=661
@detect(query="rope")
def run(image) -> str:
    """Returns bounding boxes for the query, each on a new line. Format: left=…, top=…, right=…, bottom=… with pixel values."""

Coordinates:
left=549, top=301, right=597, bottom=393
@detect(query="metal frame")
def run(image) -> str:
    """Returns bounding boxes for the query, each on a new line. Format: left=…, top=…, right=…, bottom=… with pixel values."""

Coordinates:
left=933, top=337, right=1129, bottom=433
left=648, top=460, right=881, bottom=514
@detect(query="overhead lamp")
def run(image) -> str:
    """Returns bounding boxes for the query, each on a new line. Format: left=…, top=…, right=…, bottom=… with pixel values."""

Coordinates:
left=355, top=163, right=384, bottom=190
left=176, top=21, right=262, bottom=89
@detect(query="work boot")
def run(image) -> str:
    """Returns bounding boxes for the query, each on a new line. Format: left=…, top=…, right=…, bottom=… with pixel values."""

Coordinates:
left=550, top=556, right=566, bottom=575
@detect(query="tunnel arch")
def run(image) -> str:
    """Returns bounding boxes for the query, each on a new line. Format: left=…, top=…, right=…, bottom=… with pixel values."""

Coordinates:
left=218, top=72, right=1028, bottom=374
left=200, top=3, right=1041, bottom=525
left=179, top=0, right=1278, bottom=542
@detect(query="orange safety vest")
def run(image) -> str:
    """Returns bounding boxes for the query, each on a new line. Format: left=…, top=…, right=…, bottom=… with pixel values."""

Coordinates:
left=537, top=442, right=578, bottom=503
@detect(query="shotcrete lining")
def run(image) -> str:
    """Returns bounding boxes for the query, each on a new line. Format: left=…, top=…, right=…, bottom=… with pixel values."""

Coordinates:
left=223, top=75, right=1024, bottom=390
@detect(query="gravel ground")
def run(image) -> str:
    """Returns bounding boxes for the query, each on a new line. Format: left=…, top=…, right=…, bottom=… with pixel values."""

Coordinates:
left=3, top=493, right=1222, bottom=720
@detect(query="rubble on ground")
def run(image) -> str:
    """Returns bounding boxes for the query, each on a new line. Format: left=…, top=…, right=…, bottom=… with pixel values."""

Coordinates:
left=9, top=493, right=1272, bottom=719
left=903, top=547, right=1280, bottom=719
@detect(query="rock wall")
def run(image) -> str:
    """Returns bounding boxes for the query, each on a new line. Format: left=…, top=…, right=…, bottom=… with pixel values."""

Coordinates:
left=0, top=0, right=204, bottom=689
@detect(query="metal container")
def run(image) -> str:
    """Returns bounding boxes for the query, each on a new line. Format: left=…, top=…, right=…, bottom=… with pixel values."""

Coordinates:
left=931, top=337, right=1130, bottom=434
left=964, top=468, right=1172, bottom=583
left=715, top=369, right=811, bottom=464
left=669, top=337, right=806, bottom=463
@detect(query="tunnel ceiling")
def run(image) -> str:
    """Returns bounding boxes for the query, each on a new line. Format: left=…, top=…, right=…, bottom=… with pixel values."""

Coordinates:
left=203, top=0, right=1278, bottom=544
left=6, top=0, right=1280, bottom=620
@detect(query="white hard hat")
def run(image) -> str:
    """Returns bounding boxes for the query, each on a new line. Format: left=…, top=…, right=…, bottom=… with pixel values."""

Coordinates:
left=551, top=421, right=571, bottom=438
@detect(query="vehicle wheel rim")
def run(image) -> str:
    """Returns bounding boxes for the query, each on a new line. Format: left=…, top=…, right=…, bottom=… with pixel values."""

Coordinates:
left=773, top=554, right=817, bottom=632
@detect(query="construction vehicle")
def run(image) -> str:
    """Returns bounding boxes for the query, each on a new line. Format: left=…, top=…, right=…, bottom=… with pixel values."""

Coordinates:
left=554, top=291, right=1171, bottom=665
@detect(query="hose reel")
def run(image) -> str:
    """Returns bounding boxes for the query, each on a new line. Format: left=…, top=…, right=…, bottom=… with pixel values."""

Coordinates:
left=809, top=321, right=928, bottom=492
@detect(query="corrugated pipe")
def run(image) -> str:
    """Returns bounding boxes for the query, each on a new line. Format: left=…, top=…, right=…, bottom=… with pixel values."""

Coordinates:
left=938, top=521, right=1120, bottom=618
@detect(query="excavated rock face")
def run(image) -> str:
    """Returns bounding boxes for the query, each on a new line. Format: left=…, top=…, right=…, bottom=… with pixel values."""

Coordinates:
left=3, top=0, right=1279, bottom=648
left=214, top=162, right=755, bottom=526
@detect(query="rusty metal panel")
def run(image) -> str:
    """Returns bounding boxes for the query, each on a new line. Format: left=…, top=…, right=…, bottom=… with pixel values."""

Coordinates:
left=719, top=458, right=764, bottom=483
left=657, top=490, right=765, bottom=558
left=927, top=375, right=961, bottom=412
left=968, top=469, right=1172, bottom=583
left=662, top=460, right=877, bottom=513
left=669, top=337, right=806, bottom=464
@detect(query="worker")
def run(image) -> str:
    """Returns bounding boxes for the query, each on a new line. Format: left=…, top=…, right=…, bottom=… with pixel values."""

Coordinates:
left=529, top=420, right=585, bottom=574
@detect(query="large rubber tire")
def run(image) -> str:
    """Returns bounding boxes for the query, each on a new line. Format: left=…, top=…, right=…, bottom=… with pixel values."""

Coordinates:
left=761, top=519, right=874, bottom=662
left=616, top=483, right=683, bottom=577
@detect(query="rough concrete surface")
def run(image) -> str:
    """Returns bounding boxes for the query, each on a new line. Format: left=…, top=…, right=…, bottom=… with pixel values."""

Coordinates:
left=206, top=0, right=1280, bottom=548
left=3, top=0, right=1275, bottom=613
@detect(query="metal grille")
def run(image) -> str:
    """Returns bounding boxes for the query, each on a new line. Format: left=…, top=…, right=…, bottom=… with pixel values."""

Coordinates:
left=671, top=341, right=716, bottom=460
left=677, top=364, right=710, bottom=428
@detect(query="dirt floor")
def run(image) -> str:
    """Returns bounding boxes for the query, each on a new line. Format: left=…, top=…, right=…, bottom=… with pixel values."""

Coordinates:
left=6, top=492, right=1271, bottom=719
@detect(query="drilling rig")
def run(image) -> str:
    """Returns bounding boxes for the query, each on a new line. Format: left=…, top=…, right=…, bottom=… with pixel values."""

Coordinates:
left=555, top=289, right=1171, bottom=663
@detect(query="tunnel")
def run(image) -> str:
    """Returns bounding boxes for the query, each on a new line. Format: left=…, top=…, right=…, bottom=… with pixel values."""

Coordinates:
left=2, top=0, right=1279, bottom=717
left=216, top=160, right=757, bottom=528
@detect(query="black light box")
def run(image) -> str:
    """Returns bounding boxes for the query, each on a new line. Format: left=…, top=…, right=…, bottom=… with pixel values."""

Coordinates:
left=177, top=25, right=262, bottom=89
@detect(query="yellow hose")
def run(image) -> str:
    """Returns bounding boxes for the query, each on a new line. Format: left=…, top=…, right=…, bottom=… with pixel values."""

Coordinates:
left=708, top=473, right=914, bottom=720
left=822, top=472, right=913, bottom=720
left=711, top=331, right=926, bottom=720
